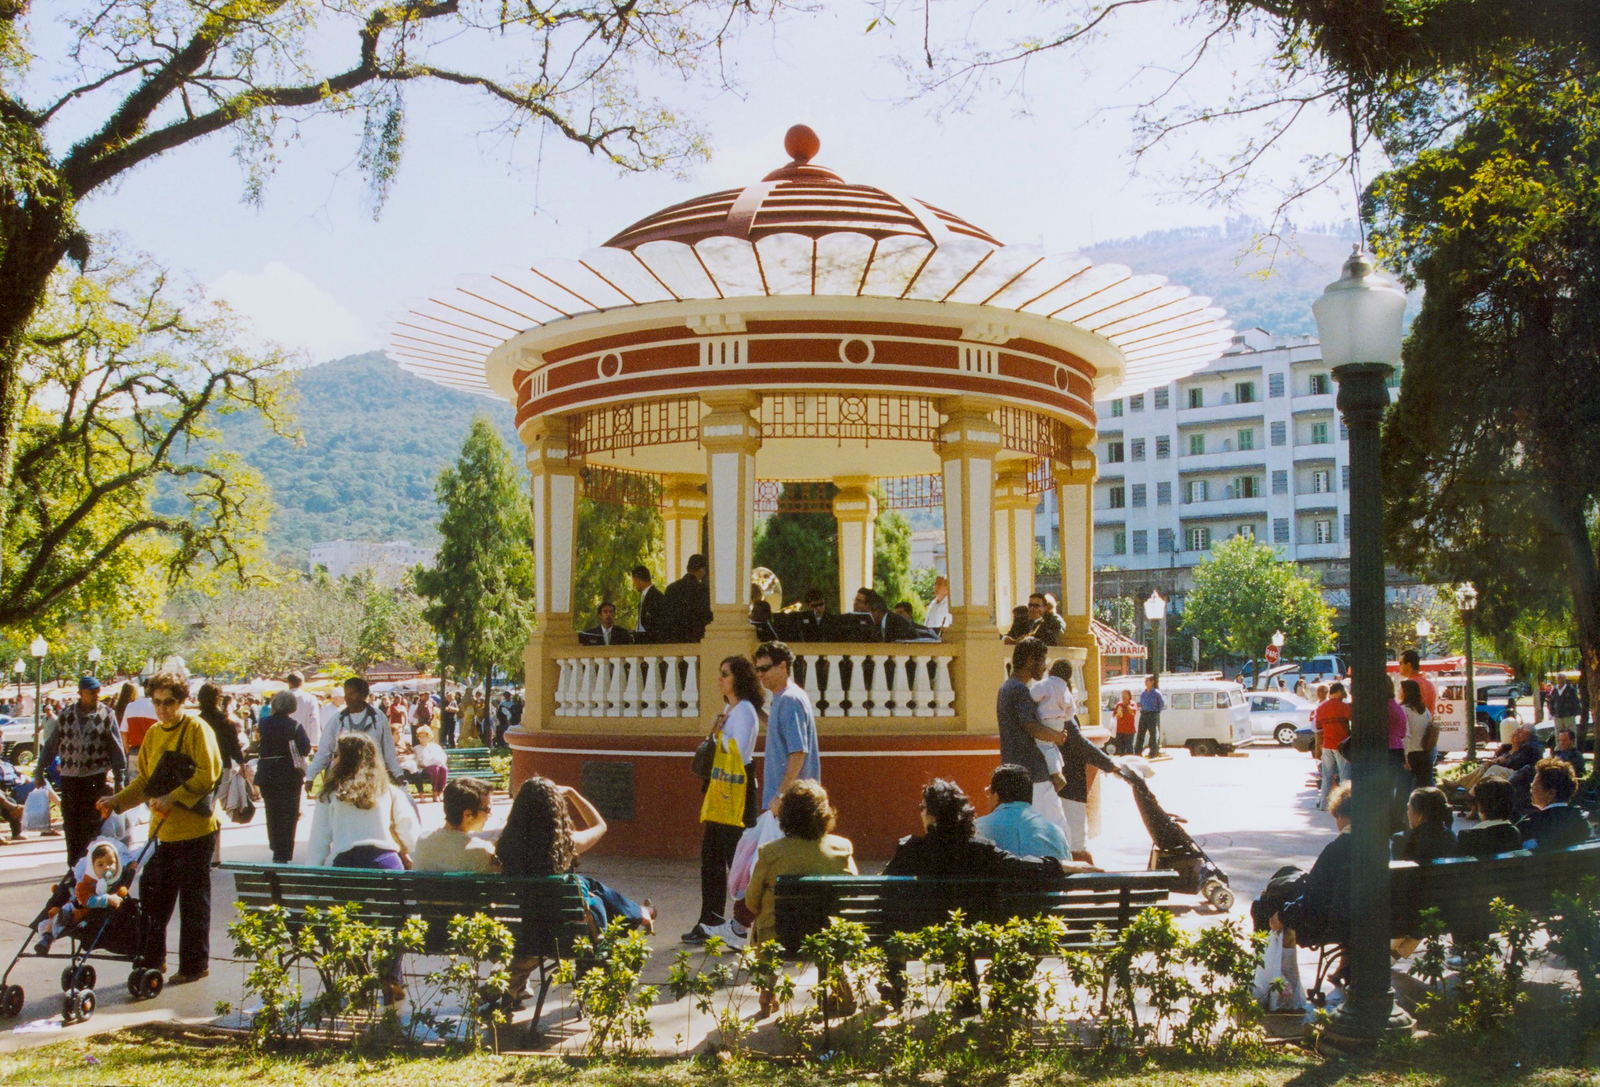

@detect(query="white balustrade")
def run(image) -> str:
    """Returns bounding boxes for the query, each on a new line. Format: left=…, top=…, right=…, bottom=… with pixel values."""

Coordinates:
left=553, top=653, right=698, bottom=718
left=868, top=653, right=892, bottom=717
left=788, top=649, right=957, bottom=720
left=820, top=654, right=845, bottom=717
left=844, top=653, right=869, bottom=717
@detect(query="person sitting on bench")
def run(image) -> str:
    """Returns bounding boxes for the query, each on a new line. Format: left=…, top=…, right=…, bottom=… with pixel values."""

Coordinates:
left=1391, top=786, right=1458, bottom=863
left=412, top=778, right=497, bottom=872
left=1458, top=778, right=1523, bottom=856
left=1267, top=782, right=1353, bottom=985
left=1519, top=758, right=1592, bottom=852
left=884, top=778, right=1068, bottom=877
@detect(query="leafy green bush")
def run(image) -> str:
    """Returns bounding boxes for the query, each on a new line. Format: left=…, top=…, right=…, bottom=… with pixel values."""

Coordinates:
left=1547, top=877, right=1600, bottom=1030
left=554, top=919, right=658, bottom=1057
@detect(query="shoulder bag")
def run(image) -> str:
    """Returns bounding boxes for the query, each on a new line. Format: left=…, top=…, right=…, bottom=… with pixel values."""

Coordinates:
left=690, top=710, right=726, bottom=780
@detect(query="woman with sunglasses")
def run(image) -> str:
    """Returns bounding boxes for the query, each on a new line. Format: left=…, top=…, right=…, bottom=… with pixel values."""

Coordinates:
left=683, top=656, right=765, bottom=945
left=98, top=671, right=222, bottom=986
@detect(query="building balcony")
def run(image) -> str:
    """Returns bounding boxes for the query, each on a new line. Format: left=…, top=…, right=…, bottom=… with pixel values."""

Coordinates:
left=1176, top=449, right=1268, bottom=473
left=1292, top=541, right=1345, bottom=561
left=1179, top=495, right=1268, bottom=519
left=1292, top=443, right=1337, bottom=460
left=1176, top=401, right=1266, bottom=426
left=1291, top=393, right=1337, bottom=414
left=1294, top=491, right=1341, bottom=513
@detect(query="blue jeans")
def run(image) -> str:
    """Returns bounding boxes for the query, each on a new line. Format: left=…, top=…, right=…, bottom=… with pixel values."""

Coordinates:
left=1136, top=712, right=1162, bottom=758
left=577, top=875, right=649, bottom=929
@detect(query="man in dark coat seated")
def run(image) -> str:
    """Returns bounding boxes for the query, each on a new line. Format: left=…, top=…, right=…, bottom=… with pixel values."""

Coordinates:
left=579, top=601, right=634, bottom=646
left=1518, top=758, right=1593, bottom=852
left=1262, top=782, right=1353, bottom=992
left=863, top=590, right=922, bottom=643
left=661, top=554, right=713, bottom=643
left=1457, top=778, right=1524, bottom=857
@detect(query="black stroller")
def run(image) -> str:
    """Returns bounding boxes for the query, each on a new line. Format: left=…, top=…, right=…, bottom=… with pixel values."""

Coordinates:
left=0, top=834, right=161, bottom=1024
left=1125, top=771, right=1234, bottom=911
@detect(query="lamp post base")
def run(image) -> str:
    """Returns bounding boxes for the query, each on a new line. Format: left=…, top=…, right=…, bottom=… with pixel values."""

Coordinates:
left=1314, top=999, right=1415, bottom=1056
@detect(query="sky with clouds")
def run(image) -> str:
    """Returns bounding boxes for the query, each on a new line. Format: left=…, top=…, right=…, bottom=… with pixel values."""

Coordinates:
left=52, top=3, right=1359, bottom=366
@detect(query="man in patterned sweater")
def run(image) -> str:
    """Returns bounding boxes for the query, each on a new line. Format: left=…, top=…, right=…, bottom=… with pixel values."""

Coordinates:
left=36, top=677, right=126, bottom=865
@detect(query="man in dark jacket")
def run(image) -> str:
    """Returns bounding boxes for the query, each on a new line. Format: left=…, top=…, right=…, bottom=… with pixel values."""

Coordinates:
left=580, top=601, right=635, bottom=646
left=661, top=554, right=713, bottom=643
left=1519, top=759, right=1593, bottom=851
left=632, top=566, right=666, bottom=643
left=1552, top=679, right=1583, bottom=730
left=864, top=590, right=920, bottom=642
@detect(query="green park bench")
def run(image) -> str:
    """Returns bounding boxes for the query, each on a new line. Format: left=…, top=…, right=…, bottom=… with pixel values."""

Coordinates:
left=775, top=869, right=1181, bottom=1000
left=221, top=863, right=595, bottom=1038
left=445, top=747, right=506, bottom=790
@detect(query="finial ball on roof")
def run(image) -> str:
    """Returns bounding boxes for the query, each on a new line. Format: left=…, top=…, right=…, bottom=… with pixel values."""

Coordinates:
left=784, top=124, right=821, bottom=164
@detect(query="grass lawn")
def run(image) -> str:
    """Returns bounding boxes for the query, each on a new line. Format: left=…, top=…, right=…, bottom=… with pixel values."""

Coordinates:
left=0, top=1027, right=1596, bottom=1087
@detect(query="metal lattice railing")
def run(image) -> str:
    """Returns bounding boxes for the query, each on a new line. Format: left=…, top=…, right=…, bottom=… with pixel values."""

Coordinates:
left=580, top=465, right=664, bottom=508
left=760, top=394, right=941, bottom=445
left=568, top=396, right=700, bottom=457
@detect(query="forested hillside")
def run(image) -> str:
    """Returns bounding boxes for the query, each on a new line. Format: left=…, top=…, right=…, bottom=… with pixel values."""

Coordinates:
left=216, top=353, right=517, bottom=563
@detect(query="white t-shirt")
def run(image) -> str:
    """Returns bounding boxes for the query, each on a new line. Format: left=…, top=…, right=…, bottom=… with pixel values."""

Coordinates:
left=924, top=596, right=952, bottom=629
left=415, top=742, right=447, bottom=769
left=306, top=783, right=421, bottom=866
left=720, top=700, right=760, bottom=765
left=121, top=696, right=158, bottom=748
left=290, top=690, right=321, bottom=735
left=1030, top=676, right=1077, bottom=777
left=1403, top=707, right=1433, bottom=754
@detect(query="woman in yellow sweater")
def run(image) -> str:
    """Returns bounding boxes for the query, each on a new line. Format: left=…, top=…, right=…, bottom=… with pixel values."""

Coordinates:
left=97, top=671, right=221, bottom=985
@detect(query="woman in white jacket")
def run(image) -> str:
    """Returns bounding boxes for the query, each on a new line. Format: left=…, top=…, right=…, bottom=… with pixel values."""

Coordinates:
left=307, top=732, right=421, bottom=870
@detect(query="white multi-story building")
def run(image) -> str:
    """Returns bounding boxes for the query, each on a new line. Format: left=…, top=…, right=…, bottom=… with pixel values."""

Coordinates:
left=308, top=540, right=436, bottom=586
left=1038, top=328, right=1397, bottom=573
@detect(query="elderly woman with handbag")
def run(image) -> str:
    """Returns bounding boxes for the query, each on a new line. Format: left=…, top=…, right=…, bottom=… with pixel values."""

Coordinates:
left=256, top=690, right=311, bottom=863
left=682, top=655, right=764, bottom=945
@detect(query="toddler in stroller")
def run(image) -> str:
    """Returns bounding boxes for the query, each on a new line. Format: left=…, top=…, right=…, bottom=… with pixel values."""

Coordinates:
left=35, top=840, right=133, bottom=954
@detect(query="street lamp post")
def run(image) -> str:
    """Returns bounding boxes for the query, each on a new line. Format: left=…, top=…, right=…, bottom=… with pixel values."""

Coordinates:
left=1456, top=583, right=1480, bottom=760
left=28, top=636, right=47, bottom=750
left=11, top=658, right=22, bottom=708
left=1415, top=617, right=1433, bottom=659
left=1144, top=591, right=1167, bottom=684
left=86, top=645, right=102, bottom=683
left=1315, top=247, right=1413, bottom=1051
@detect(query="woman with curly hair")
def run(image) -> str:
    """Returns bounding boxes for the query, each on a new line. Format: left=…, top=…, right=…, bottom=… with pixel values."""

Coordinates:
left=495, top=775, right=656, bottom=931
left=883, top=778, right=1068, bottom=877
left=306, top=733, right=420, bottom=870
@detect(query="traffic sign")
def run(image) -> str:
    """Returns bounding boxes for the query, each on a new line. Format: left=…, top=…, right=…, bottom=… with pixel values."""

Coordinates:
left=1265, top=645, right=1281, bottom=664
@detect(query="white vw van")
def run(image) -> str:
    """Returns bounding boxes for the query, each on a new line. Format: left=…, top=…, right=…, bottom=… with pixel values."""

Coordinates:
left=1099, top=675, right=1254, bottom=756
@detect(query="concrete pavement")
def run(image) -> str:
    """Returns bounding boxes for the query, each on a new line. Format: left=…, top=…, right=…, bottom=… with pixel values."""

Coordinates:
left=0, top=744, right=1339, bottom=1052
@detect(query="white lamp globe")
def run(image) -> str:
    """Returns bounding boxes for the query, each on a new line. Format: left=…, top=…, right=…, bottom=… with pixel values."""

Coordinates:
left=1312, top=248, right=1408, bottom=368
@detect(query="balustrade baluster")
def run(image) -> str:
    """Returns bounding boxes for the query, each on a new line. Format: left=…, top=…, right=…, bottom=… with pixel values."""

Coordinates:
left=869, top=653, right=892, bottom=717
left=933, top=655, right=956, bottom=716
left=683, top=657, right=700, bottom=717
left=801, top=654, right=824, bottom=713
left=845, top=654, right=869, bottom=717
left=639, top=656, right=660, bottom=717
left=571, top=659, right=589, bottom=715
left=662, top=655, right=682, bottom=718
left=892, top=653, right=914, bottom=715
left=604, top=656, right=625, bottom=716
left=620, top=657, right=641, bottom=717
left=553, top=659, right=571, bottom=716
left=913, top=656, right=936, bottom=717
left=820, top=655, right=844, bottom=717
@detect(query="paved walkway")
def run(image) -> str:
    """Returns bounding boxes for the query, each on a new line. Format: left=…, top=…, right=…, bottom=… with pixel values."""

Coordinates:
left=0, top=745, right=1339, bottom=1052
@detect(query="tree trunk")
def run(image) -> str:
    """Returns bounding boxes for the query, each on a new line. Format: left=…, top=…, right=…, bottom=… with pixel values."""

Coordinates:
left=1549, top=497, right=1600, bottom=756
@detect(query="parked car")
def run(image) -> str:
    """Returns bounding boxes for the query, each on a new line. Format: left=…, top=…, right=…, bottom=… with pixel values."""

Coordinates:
left=1247, top=692, right=1318, bottom=747
left=1298, top=655, right=1347, bottom=681
left=1099, top=676, right=1253, bottom=756
left=0, top=714, right=35, bottom=767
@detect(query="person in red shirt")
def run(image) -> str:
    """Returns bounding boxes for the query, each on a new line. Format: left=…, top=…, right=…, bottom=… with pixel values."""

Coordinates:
left=1396, top=650, right=1437, bottom=711
left=1112, top=689, right=1137, bottom=755
left=1314, top=683, right=1351, bottom=810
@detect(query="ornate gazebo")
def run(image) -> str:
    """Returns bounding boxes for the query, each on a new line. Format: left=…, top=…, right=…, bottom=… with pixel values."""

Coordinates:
left=388, top=127, right=1230, bottom=856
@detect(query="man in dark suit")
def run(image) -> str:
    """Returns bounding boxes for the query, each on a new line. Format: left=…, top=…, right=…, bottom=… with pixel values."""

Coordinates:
left=632, top=565, right=666, bottom=643
left=1518, top=759, right=1593, bottom=852
left=662, top=554, right=713, bottom=643
left=580, top=602, right=634, bottom=647
left=864, top=590, right=919, bottom=642
left=1457, top=778, right=1524, bottom=856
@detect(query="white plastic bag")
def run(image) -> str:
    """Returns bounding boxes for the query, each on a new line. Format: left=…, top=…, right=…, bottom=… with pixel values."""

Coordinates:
left=1252, top=930, right=1307, bottom=1011
left=726, top=810, right=784, bottom=901
left=21, top=788, right=51, bottom=832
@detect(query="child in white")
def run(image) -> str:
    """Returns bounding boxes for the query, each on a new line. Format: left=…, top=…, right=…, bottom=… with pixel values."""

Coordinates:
left=414, top=725, right=448, bottom=800
left=1030, top=659, right=1078, bottom=797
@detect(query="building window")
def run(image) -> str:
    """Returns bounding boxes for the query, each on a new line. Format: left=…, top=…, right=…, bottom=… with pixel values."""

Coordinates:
left=1238, top=428, right=1255, bottom=451
left=1312, top=469, right=1331, bottom=494
left=1235, top=475, right=1260, bottom=499
left=1106, top=441, right=1125, bottom=462
left=1187, top=388, right=1204, bottom=409
left=1113, top=530, right=1127, bottom=555
left=1188, top=526, right=1211, bottom=551
left=1341, top=464, right=1351, bottom=490
left=1110, top=399, right=1123, bottom=417
left=1131, top=438, right=1146, bottom=461
left=1132, top=529, right=1149, bottom=554
left=1269, top=373, right=1285, bottom=397
left=1273, top=517, right=1290, bottom=543
left=1189, top=434, right=1206, bottom=456
left=1154, top=387, right=1170, bottom=409
left=1108, top=485, right=1126, bottom=509
left=1156, top=436, right=1171, bottom=459
left=1272, top=469, right=1288, bottom=495
left=1235, top=381, right=1256, bottom=404
left=1310, top=373, right=1331, bottom=395
left=1270, top=421, right=1286, bottom=446
left=1340, top=420, right=1349, bottom=441
left=1386, top=370, right=1401, bottom=389
left=1236, top=524, right=1256, bottom=540
left=1131, top=483, right=1147, bottom=508
left=1344, top=514, right=1352, bottom=539
left=1130, top=394, right=1144, bottom=412
left=1158, top=528, right=1176, bottom=553
left=1157, top=481, right=1173, bottom=506
left=1188, top=479, right=1208, bottom=503
left=1311, top=422, right=1330, bottom=444
left=1315, top=519, right=1334, bottom=545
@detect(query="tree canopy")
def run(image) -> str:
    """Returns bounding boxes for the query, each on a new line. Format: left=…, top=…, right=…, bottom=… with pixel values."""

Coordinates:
left=1180, top=535, right=1335, bottom=678
left=1372, top=51, right=1600, bottom=705
left=415, top=418, right=535, bottom=687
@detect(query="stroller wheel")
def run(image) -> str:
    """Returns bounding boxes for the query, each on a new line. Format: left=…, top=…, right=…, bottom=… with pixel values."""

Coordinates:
left=60, top=967, right=73, bottom=992
left=1201, top=877, right=1235, bottom=912
left=77, top=990, right=95, bottom=1019
left=78, top=965, right=95, bottom=991
left=126, top=972, right=142, bottom=998
left=61, top=991, right=80, bottom=1023
left=0, top=984, right=23, bottom=1017
left=140, top=970, right=163, bottom=1000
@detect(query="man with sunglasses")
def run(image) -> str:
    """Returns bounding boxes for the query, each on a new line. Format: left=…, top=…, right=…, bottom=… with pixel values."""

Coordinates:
left=753, top=641, right=820, bottom=816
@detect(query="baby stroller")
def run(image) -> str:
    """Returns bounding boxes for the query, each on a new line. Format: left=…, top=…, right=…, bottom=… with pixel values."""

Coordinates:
left=1125, top=771, right=1234, bottom=912
left=0, top=832, right=159, bottom=1024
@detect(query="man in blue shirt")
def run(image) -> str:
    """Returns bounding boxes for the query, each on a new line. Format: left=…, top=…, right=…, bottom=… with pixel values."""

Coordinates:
left=1137, top=676, right=1167, bottom=759
left=973, top=764, right=1069, bottom=860
left=754, top=641, right=820, bottom=814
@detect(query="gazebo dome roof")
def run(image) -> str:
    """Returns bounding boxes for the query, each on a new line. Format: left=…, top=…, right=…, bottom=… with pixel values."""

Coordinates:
left=605, top=125, right=1000, bottom=250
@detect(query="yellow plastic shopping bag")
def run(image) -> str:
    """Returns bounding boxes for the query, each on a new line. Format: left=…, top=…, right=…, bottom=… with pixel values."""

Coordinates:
left=699, top=733, right=748, bottom=827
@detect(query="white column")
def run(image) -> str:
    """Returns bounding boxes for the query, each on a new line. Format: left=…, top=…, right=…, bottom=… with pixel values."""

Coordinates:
left=700, top=391, right=761, bottom=620
left=938, top=397, right=1002, bottom=633
left=833, top=475, right=878, bottom=612
left=993, top=465, right=1039, bottom=631
left=527, top=417, right=579, bottom=624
